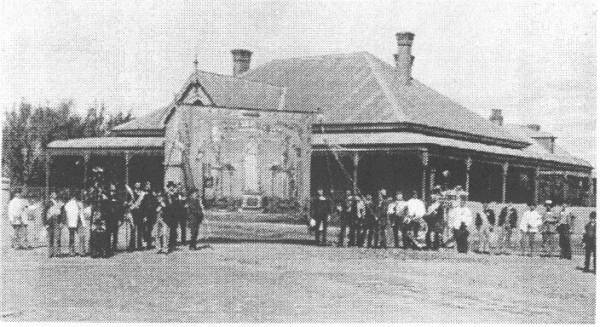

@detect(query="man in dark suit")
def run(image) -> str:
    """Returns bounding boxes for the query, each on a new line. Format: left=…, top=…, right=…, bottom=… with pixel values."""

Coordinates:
left=141, top=182, right=159, bottom=250
left=424, top=189, right=444, bottom=250
left=164, top=181, right=179, bottom=252
left=103, top=184, right=123, bottom=255
left=311, top=188, right=332, bottom=246
left=582, top=211, right=596, bottom=273
left=374, top=189, right=392, bottom=249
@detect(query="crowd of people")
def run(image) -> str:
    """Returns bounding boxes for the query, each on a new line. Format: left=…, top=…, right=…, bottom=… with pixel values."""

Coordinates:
left=310, top=185, right=596, bottom=273
left=6, top=181, right=596, bottom=273
left=7, top=180, right=205, bottom=258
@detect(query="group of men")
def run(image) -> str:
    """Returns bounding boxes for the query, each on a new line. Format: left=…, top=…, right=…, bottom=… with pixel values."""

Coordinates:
left=311, top=187, right=442, bottom=250
left=309, top=186, right=596, bottom=272
left=39, top=180, right=205, bottom=258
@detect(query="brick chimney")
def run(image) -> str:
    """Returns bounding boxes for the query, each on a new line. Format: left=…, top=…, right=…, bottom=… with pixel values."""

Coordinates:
left=489, top=109, right=504, bottom=126
left=231, top=49, right=252, bottom=76
left=394, top=32, right=415, bottom=85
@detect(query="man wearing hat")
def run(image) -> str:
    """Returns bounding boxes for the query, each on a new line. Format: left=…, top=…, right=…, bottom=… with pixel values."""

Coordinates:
left=164, top=181, right=179, bottom=252
left=311, top=188, right=333, bottom=246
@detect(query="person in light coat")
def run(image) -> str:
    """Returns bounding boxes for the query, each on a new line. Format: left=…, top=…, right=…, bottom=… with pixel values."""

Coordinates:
left=7, top=189, right=31, bottom=249
left=519, top=203, right=542, bottom=256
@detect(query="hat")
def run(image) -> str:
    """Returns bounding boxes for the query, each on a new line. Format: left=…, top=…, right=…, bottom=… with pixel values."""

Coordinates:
left=166, top=181, right=176, bottom=188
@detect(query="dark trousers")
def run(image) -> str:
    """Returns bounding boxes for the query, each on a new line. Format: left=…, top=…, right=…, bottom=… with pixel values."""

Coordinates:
left=584, top=244, right=595, bottom=271
left=338, top=220, right=350, bottom=246
left=391, top=223, right=401, bottom=248
left=47, top=222, right=62, bottom=257
left=558, top=231, right=572, bottom=259
left=90, top=230, right=110, bottom=258
left=178, top=218, right=187, bottom=245
left=348, top=221, right=359, bottom=246
left=356, top=222, right=366, bottom=247
left=129, top=222, right=144, bottom=250
left=365, top=220, right=377, bottom=247
left=401, top=222, right=412, bottom=249
left=107, top=223, right=118, bottom=251
left=314, top=217, right=328, bottom=244
left=455, top=228, right=469, bottom=253
left=373, top=222, right=387, bottom=248
left=144, top=215, right=157, bottom=247
left=189, top=214, right=203, bottom=248
left=68, top=227, right=77, bottom=254
left=425, top=223, right=441, bottom=250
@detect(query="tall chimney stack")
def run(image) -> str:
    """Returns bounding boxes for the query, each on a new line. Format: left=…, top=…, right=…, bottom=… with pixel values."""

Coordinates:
left=231, top=49, right=252, bottom=76
left=489, top=109, right=504, bottom=126
left=395, top=32, right=415, bottom=85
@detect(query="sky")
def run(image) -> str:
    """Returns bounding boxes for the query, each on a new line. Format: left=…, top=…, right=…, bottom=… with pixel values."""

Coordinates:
left=0, top=0, right=596, bottom=166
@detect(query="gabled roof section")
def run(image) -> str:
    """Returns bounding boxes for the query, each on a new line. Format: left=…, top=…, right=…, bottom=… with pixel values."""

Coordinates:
left=180, top=70, right=288, bottom=111
left=241, top=52, right=528, bottom=148
left=113, top=69, right=306, bottom=134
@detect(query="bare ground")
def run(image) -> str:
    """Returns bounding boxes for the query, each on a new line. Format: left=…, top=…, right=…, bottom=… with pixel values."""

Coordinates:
left=1, top=220, right=595, bottom=323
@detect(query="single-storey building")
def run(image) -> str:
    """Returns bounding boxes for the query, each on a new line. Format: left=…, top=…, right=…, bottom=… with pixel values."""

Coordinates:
left=47, top=32, right=594, bottom=208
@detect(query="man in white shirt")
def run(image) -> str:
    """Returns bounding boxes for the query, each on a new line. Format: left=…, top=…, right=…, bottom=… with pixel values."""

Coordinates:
left=405, top=191, right=427, bottom=249
left=7, top=189, right=30, bottom=249
left=64, top=192, right=82, bottom=256
left=519, top=203, right=542, bottom=256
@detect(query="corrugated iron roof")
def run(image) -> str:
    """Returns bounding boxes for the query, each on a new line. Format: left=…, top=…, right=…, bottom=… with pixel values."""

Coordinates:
left=311, top=132, right=592, bottom=168
left=242, top=52, right=524, bottom=144
left=47, top=137, right=164, bottom=149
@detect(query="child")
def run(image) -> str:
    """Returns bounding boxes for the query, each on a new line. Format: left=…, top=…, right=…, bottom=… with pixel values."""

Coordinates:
left=455, top=222, right=470, bottom=253
left=153, top=196, right=170, bottom=254
left=90, top=218, right=109, bottom=258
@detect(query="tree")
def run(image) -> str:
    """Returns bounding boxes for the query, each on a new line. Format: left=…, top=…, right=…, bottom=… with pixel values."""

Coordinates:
left=2, top=100, right=134, bottom=186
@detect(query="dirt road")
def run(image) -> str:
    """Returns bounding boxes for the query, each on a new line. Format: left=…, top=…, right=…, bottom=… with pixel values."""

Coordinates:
left=1, top=221, right=595, bottom=323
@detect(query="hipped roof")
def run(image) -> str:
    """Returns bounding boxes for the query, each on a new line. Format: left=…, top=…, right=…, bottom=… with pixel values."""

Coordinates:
left=241, top=52, right=525, bottom=146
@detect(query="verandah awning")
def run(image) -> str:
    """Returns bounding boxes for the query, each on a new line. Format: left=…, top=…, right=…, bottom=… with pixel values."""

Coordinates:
left=311, top=132, right=591, bottom=170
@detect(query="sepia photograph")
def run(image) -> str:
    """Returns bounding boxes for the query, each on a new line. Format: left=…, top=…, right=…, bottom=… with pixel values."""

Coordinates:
left=0, top=0, right=596, bottom=324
